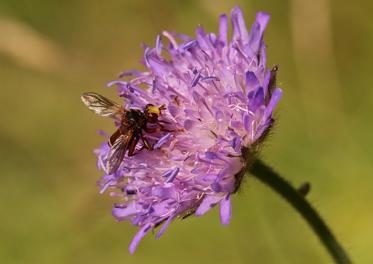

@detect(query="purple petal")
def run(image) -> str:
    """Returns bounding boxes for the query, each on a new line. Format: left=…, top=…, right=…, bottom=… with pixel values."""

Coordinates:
left=254, top=118, right=273, bottom=141
left=195, top=195, right=222, bottom=216
left=218, top=14, right=228, bottom=45
left=183, top=119, right=195, bottom=130
left=211, top=182, right=222, bottom=192
left=215, top=110, right=224, bottom=122
left=205, top=151, right=219, bottom=159
left=192, top=91, right=203, bottom=104
left=263, top=70, right=271, bottom=94
left=129, top=223, right=152, bottom=254
left=112, top=202, right=138, bottom=218
left=168, top=105, right=179, bottom=117
left=248, top=12, right=270, bottom=53
left=243, top=114, right=253, bottom=133
left=208, top=33, right=217, bottom=46
left=265, top=88, right=282, bottom=118
left=219, top=194, right=231, bottom=225
left=259, top=43, right=267, bottom=69
left=245, top=71, right=259, bottom=90
left=196, top=173, right=217, bottom=184
left=151, top=200, right=173, bottom=215
left=231, top=6, right=249, bottom=42
left=191, top=166, right=208, bottom=175
left=152, top=187, right=178, bottom=200
left=148, top=56, right=169, bottom=76
left=249, top=87, right=264, bottom=112
left=196, top=26, right=210, bottom=51
left=231, top=136, right=241, bottom=152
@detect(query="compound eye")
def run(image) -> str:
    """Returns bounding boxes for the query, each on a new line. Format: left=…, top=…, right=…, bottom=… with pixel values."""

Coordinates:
left=146, top=104, right=160, bottom=115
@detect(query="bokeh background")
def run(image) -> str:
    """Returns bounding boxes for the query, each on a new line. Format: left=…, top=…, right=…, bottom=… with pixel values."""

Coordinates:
left=1, top=0, right=372, bottom=263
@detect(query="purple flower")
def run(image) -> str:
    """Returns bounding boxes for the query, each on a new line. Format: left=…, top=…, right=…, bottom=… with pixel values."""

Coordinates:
left=94, top=6, right=281, bottom=254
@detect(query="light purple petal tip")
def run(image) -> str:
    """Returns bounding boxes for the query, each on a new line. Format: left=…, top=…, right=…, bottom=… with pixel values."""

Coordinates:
left=255, top=11, right=270, bottom=31
left=129, top=223, right=152, bottom=255
left=248, top=12, right=270, bottom=52
left=231, top=6, right=249, bottom=42
left=218, top=14, right=228, bottom=45
left=219, top=194, right=232, bottom=225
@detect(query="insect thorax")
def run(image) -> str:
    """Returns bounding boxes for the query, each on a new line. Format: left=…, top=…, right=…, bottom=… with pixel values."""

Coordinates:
left=124, top=109, right=146, bottom=129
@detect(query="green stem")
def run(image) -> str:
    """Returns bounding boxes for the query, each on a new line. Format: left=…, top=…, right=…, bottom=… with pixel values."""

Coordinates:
left=249, top=159, right=351, bottom=264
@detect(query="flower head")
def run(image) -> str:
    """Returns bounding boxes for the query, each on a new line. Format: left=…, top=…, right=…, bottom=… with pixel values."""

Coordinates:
left=94, top=6, right=281, bottom=254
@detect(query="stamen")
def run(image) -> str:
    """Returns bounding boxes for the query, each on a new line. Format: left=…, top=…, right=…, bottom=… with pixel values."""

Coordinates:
left=155, top=34, right=162, bottom=55
left=182, top=40, right=197, bottom=50
left=191, top=71, right=201, bottom=87
left=154, top=133, right=172, bottom=149
left=100, top=179, right=112, bottom=194
left=144, top=47, right=151, bottom=67
left=164, top=167, right=180, bottom=183
left=201, top=76, right=220, bottom=82
left=162, top=31, right=178, bottom=49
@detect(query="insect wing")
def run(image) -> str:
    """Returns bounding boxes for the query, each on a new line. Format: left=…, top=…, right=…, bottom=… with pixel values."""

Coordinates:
left=109, top=128, right=123, bottom=147
left=81, top=92, right=122, bottom=117
left=106, top=134, right=128, bottom=174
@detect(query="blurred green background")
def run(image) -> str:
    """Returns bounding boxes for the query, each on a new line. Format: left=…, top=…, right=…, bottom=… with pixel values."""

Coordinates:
left=1, top=0, right=372, bottom=263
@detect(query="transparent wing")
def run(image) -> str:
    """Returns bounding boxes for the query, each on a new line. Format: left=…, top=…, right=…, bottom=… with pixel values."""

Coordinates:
left=81, top=92, right=123, bottom=117
left=106, top=132, right=132, bottom=174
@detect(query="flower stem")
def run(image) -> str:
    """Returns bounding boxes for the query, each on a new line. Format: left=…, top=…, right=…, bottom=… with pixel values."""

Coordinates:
left=249, top=159, right=352, bottom=264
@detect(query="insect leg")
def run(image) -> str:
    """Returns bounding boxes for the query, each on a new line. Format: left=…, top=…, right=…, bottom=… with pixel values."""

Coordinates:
left=140, top=132, right=153, bottom=150
left=127, top=134, right=140, bottom=156
left=157, top=119, right=171, bottom=124
left=144, top=126, right=158, bottom=133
